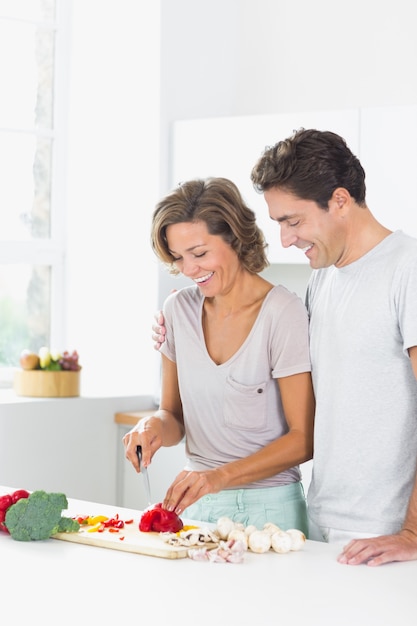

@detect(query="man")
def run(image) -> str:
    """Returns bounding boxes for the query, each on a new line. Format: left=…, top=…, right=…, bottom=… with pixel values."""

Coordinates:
left=249, top=128, right=417, bottom=566
left=153, top=128, right=417, bottom=566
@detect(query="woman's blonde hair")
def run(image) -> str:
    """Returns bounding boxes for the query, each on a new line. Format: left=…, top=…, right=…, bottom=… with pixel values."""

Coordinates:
left=151, top=177, right=269, bottom=275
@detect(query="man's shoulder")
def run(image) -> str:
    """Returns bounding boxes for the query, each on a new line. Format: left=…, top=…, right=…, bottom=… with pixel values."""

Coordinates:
left=382, top=231, right=417, bottom=268
left=391, top=230, right=417, bottom=251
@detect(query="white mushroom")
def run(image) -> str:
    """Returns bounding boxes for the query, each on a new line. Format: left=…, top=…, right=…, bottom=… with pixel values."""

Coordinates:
left=190, top=527, right=219, bottom=544
left=263, top=522, right=281, bottom=536
left=162, top=527, right=219, bottom=547
left=244, top=524, right=258, bottom=537
left=227, top=528, right=248, bottom=548
left=211, top=517, right=305, bottom=558
left=215, top=516, right=236, bottom=540
left=161, top=532, right=182, bottom=545
left=248, top=530, right=272, bottom=553
left=286, top=528, right=306, bottom=551
left=271, top=530, right=292, bottom=554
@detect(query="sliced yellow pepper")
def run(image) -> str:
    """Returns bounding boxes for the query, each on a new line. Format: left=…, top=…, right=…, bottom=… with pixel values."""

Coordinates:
left=176, top=525, right=199, bottom=534
left=87, top=522, right=105, bottom=533
left=86, top=515, right=108, bottom=525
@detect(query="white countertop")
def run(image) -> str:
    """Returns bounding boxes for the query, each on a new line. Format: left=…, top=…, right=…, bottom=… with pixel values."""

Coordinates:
left=1, top=488, right=416, bottom=625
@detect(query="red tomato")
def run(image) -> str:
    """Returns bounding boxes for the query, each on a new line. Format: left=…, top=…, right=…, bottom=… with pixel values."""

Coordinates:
left=0, top=494, right=13, bottom=512
left=11, top=489, right=30, bottom=504
left=139, top=503, right=183, bottom=533
left=0, top=509, right=10, bottom=533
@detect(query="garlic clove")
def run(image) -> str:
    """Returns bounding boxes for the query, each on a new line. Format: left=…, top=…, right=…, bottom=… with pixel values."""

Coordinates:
left=188, top=547, right=210, bottom=561
left=226, top=549, right=245, bottom=564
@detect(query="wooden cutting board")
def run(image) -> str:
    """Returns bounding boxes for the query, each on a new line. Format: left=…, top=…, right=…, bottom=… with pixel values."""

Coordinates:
left=52, top=519, right=190, bottom=559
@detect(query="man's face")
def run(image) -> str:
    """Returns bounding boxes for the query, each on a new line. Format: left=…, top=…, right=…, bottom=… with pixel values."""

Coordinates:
left=263, top=187, right=347, bottom=269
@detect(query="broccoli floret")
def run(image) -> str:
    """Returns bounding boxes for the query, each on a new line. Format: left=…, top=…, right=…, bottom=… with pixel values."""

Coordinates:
left=57, top=516, right=80, bottom=533
left=5, top=490, right=80, bottom=541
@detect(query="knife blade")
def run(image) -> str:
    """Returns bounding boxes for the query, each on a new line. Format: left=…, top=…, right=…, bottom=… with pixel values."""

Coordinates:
left=137, top=445, right=152, bottom=507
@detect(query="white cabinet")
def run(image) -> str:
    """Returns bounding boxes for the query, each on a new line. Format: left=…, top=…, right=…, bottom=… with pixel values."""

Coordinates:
left=172, top=109, right=359, bottom=264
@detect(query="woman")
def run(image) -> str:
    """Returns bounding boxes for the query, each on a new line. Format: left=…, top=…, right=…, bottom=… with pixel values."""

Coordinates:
left=123, top=177, right=315, bottom=534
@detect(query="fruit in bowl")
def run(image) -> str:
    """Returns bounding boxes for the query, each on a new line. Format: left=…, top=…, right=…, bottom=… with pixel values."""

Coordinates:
left=19, top=347, right=81, bottom=372
left=19, top=350, right=40, bottom=371
left=58, top=350, right=82, bottom=372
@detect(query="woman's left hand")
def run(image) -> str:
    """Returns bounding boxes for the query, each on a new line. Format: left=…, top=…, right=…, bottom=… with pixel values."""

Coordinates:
left=162, top=468, right=224, bottom=515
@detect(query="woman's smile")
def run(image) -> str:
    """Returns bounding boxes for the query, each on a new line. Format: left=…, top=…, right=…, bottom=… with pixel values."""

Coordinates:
left=194, top=272, right=214, bottom=285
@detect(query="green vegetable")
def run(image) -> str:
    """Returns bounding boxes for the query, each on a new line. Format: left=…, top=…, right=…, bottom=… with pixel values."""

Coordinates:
left=57, top=515, right=80, bottom=533
left=5, top=490, right=80, bottom=541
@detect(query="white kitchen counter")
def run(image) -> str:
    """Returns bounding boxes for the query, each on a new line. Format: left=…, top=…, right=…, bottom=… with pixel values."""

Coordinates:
left=1, top=487, right=416, bottom=625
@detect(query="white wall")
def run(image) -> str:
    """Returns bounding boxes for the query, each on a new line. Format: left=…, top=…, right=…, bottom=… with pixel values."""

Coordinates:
left=234, top=0, right=417, bottom=115
left=65, top=0, right=161, bottom=398
left=161, top=0, right=417, bottom=123
left=160, top=0, right=417, bottom=188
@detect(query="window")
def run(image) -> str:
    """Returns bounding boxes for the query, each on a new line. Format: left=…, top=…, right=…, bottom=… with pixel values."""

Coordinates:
left=0, top=0, right=68, bottom=386
left=1, top=1, right=161, bottom=397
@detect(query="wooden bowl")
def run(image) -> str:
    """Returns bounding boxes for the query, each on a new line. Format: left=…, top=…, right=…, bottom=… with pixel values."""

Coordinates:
left=14, top=370, right=80, bottom=398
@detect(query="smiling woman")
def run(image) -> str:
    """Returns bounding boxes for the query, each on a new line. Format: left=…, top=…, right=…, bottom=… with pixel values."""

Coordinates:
left=123, top=176, right=315, bottom=534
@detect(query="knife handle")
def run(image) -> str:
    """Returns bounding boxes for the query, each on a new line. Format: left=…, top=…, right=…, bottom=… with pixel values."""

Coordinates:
left=136, top=445, right=142, bottom=468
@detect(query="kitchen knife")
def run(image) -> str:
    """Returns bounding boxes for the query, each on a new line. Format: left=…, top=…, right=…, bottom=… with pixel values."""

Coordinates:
left=137, top=445, right=152, bottom=506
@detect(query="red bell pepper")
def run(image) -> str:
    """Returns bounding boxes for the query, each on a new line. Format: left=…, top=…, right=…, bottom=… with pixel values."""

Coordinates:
left=139, top=502, right=183, bottom=533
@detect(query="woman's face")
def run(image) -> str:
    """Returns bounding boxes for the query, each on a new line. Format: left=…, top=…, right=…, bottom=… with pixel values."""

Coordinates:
left=166, top=220, right=242, bottom=296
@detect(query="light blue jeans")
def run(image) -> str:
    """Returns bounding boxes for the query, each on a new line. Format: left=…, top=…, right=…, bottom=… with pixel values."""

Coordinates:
left=183, top=482, right=308, bottom=536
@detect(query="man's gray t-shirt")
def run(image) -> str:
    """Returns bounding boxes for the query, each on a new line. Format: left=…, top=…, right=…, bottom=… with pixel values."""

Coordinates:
left=307, top=230, right=417, bottom=534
